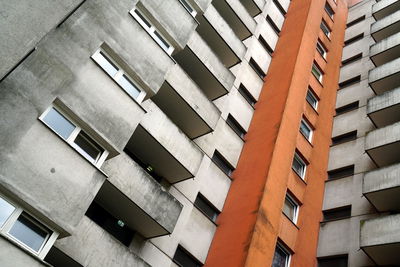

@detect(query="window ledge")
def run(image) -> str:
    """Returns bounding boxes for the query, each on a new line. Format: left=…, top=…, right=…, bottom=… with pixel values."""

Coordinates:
left=292, top=169, right=308, bottom=185
left=282, top=212, right=300, bottom=230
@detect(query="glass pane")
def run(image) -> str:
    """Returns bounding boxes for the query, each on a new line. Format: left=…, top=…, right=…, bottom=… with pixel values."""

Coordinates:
left=283, top=198, right=295, bottom=221
left=0, top=197, right=15, bottom=227
left=73, top=131, right=103, bottom=163
left=8, top=213, right=49, bottom=252
left=153, top=31, right=170, bottom=51
left=272, top=246, right=289, bottom=267
left=300, top=121, right=311, bottom=139
left=134, top=9, right=151, bottom=28
left=94, top=52, right=119, bottom=77
left=292, top=156, right=304, bottom=177
left=306, top=91, right=317, bottom=108
left=117, top=75, right=141, bottom=100
left=42, top=108, right=76, bottom=139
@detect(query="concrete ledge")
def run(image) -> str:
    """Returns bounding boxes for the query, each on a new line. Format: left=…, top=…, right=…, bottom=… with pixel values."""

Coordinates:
left=370, top=32, right=400, bottom=66
left=373, top=0, right=400, bottom=20
left=369, top=57, right=400, bottom=95
left=371, top=9, right=400, bottom=42
left=367, top=87, right=400, bottom=127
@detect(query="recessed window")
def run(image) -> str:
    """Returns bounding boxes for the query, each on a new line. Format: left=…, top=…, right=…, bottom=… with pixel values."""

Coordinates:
left=272, top=243, right=291, bottom=267
left=130, top=8, right=174, bottom=55
left=173, top=245, right=202, bottom=267
left=306, top=88, right=319, bottom=110
left=283, top=194, right=299, bottom=223
left=40, top=105, right=108, bottom=167
left=320, top=20, right=331, bottom=38
left=238, top=84, right=257, bottom=108
left=328, top=165, right=354, bottom=180
left=92, top=50, right=146, bottom=103
left=316, top=40, right=327, bottom=59
left=273, top=0, right=287, bottom=16
left=249, top=58, right=266, bottom=80
left=266, top=15, right=281, bottom=35
left=258, top=35, right=274, bottom=55
left=318, top=255, right=348, bottom=267
left=323, top=206, right=351, bottom=221
left=331, top=131, right=357, bottom=146
left=325, top=3, right=334, bottom=19
left=194, top=194, right=220, bottom=222
left=341, top=53, right=362, bottom=66
left=344, top=33, right=364, bottom=46
left=226, top=114, right=246, bottom=139
left=0, top=194, right=58, bottom=258
left=312, top=62, right=323, bottom=82
left=292, top=152, right=307, bottom=179
left=212, top=150, right=234, bottom=178
left=346, top=15, right=365, bottom=28
left=300, top=118, right=313, bottom=142
left=338, top=75, right=360, bottom=89
left=179, top=0, right=197, bottom=17
left=335, top=101, right=359, bottom=115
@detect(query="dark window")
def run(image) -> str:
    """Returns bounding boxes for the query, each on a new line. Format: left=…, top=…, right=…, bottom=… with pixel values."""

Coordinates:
left=344, top=33, right=364, bottom=46
left=320, top=20, right=331, bottom=38
left=272, top=243, right=291, bottom=267
left=328, top=165, right=354, bottom=180
left=212, top=150, right=234, bottom=177
left=124, top=148, right=163, bottom=183
left=258, top=35, right=274, bottom=55
left=45, top=247, right=83, bottom=267
left=323, top=206, right=351, bottom=221
left=85, top=201, right=135, bottom=246
left=325, top=3, right=335, bottom=19
left=266, top=15, right=281, bottom=34
left=346, top=15, right=365, bottom=28
left=249, top=58, right=266, bottom=79
left=318, top=255, right=348, bottom=267
left=341, top=53, right=362, bottom=66
left=273, top=0, right=286, bottom=16
left=335, top=101, right=359, bottom=115
left=173, top=245, right=202, bottom=267
left=238, top=84, right=257, bottom=108
left=194, top=194, right=220, bottom=222
left=226, top=114, right=246, bottom=139
left=306, top=88, right=319, bottom=110
left=338, top=75, right=360, bottom=89
left=331, top=131, right=357, bottom=145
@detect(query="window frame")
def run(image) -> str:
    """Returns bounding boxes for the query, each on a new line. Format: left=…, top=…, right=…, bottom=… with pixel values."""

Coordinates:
left=283, top=193, right=299, bottom=224
left=292, top=152, right=307, bottom=179
left=272, top=242, right=292, bottom=267
left=306, top=88, right=319, bottom=110
left=324, top=3, right=335, bottom=20
left=39, top=105, right=109, bottom=168
left=178, top=0, right=197, bottom=17
left=238, top=84, right=257, bottom=108
left=311, top=62, right=324, bottom=83
left=226, top=114, right=247, bottom=140
left=194, top=193, right=220, bottom=223
left=320, top=20, right=331, bottom=38
left=130, top=8, right=174, bottom=55
left=300, top=118, right=313, bottom=142
left=316, top=39, right=327, bottom=59
left=0, top=194, right=58, bottom=259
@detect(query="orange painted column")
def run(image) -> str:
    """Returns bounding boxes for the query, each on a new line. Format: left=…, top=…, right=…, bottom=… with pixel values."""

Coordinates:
left=205, top=0, right=348, bottom=266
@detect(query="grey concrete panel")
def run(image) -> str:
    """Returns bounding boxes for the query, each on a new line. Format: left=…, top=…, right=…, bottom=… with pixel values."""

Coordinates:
left=370, top=32, right=400, bottom=66
left=373, top=0, right=400, bottom=20
left=369, top=57, right=400, bottom=95
left=371, top=9, right=400, bottom=42
left=240, top=0, right=263, bottom=17
left=367, top=87, right=400, bottom=127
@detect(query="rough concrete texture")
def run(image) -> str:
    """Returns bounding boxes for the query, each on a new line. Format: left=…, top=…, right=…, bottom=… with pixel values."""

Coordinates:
left=371, top=9, right=400, bottom=41
left=370, top=32, right=400, bottom=61
left=365, top=120, right=400, bottom=151
left=361, top=214, right=400, bottom=247
left=367, top=86, right=400, bottom=114
left=369, top=57, right=400, bottom=93
left=363, top=162, right=400, bottom=194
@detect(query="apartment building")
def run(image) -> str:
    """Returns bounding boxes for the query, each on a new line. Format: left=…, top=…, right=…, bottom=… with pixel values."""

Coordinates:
left=317, top=0, right=400, bottom=266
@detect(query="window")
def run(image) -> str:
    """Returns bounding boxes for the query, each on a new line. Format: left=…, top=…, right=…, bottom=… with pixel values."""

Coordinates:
left=292, top=152, right=307, bottom=179
left=344, top=33, right=364, bottom=46
left=341, top=53, right=362, bottom=66
left=273, top=0, right=287, bottom=16
left=325, top=3, right=334, bottom=19
left=327, top=165, right=354, bottom=180
left=316, top=40, right=327, bottom=59
left=238, top=84, right=257, bottom=108
left=249, top=58, right=266, bottom=79
left=258, top=35, right=274, bottom=55
left=40, top=105, right=108, bottom=167
left=194, top=194, right=220, bottom=222
left=323, top=206, right=351, bottom=221
left=346, top=15, right=365, bottom=28
left=312, top=62, right=323, bottom=82
left=338, top=75, right=360, bottom=89
left=306, top=88, right=319, bottom=110
left=335, top=101, right=359, bottom=115
left=92, top=50, right=146, bottom=103
left=318, top=255, right=348, bottom=267
left=130, top=8, right=174, bottom=55
left=300, top=118, right=313, bottom=142
left=0, top=194, right=58, bottom=258
left=179, top=0, right=197, bottom=17
left=226, top=114, right=246, bottom=139
left=267, top=15, right=281, bottom=35
left=272, top=243, right=291, bottom=267
left=212, top=150, right=234, bottom=177
left=320, top=20, right=331, bottom=38
left=173, top=245, right=202, bottom=267
left=85, top=201, right=135, bottom=246
left=283, top=194, right=299, bottom=223
left=331, top=131, right=357, bottom=146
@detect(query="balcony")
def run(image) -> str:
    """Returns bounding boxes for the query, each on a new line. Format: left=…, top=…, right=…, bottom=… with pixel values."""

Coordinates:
left=363, top=163, right=400, bottom=212
left=173, top=32, right=234, bottom=100
left=370, top=32, right=400, bottom=67
left=360, top=214, right=400, bottom=265
left=371, top=9, right=400, bottom=42
left=196, top=5, right=246, bottom=67
left=240, top=0, right=263, bottom=17
left=367, top=87, right=400, bottom=127
left=152, top=64, right=220, bottom=139
left=365, top=121, right=400, bottom=167
left=369, top=57, right=400, bottom=95
left=102, top=153, right=183, bottom=237
left=372, top=0, right=400, bottom=20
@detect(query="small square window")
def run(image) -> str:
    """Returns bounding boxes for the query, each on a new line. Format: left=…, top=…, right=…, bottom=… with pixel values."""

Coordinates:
left=173, top=245, right=202, bottom=267
left=238, top=84, right=257, bottom=108
left=179, top=0, right=197, bottom=17
left=42, top=107, right=76, bottom=140
left=194, top=194, right=220, bottom=222
left=72, top=131, right=105, bottom=164
left=306, top=89, right=318, bottom=110
left=320, top=20, right=331, bottom=38
left=283, top=194, right=299, bottom=223
left=292, top=152, right=307, bottom=179
left=300, top=119, right=313, bottom=142
left=311, top=62, right=323, bottom=82
left=325, top=3, right=334, bottom=19
left=212, top=150, right=234, bottom=177
left=226, top=114, right=246, bottom=139
left=0, top=197, right=15, bottom=228
left=316, top=40, right=327, bottom=59
left=272, top=243, right=291, bottom=267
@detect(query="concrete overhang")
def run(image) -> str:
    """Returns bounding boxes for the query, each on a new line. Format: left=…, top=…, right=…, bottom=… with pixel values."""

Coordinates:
left=102, top=154, right=183, bottom=238
left=372, top=0, right=400, bottom=20
left=197, top=5, right=245, bottom=68
left=361, top=214, right=400, bottom=265
left=363, top=163, right=400, bottom=212
left=173, top=32, right=234, bottom=100
left=367, top=87, right=400, bottom=127
left=365, top=121, right=400, bottom=167
left=153, top=65, right=220, bottom=139
left=371, top=9, right=400, bottom=42
left=369, top=57, right=400, bottom=95
left=240, top=0, right=263, bottom=17
left=370, top=32, right=400, bottom=67
left=212, top=0, right=256, bottom=41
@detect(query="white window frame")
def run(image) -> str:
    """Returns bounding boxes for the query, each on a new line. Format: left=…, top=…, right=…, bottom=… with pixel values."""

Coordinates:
left=306, top=89, right=318, bottom=110
left=274, top=243, right=292, bottom=267
left=91, top=50, right=146, bottom=103
left=316, top=40, right=327, bottom=59
left=312, top=63, right=323, bottom=82
left=0, top=194, right=58, bottom=259
left=320, top=20, right=331, bottom=38
left=325, top=3, right=334, bottom=19
left=292, top=152, right=307, bottom=179
left=300, top=118, right=313, bottom=142
left=130, top=8, right=174, bottom=55
left=179, top=0, right=197, bottom=17
left=39, top=105, right=109, bottom=168
left=283, top=194, right=299, bottom=224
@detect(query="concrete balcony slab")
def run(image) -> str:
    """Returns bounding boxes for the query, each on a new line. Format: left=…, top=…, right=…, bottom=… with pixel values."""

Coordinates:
left=371, top=9, right=400, bottom=42
left=369, top=57, right=400, bottom=95
left=373, top=0, right=400, bottom=20
left=370, top=32, right=400, bottom=67
left=240, top=0, right=263, bottom=17
left=367, top=87, right=400, bottom=127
